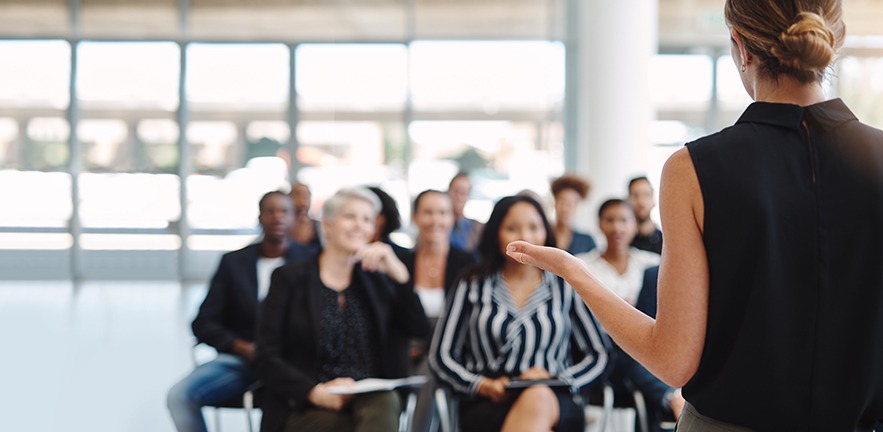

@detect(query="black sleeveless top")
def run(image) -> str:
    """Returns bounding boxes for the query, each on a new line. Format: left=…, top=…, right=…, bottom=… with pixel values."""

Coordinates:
left=684, top=99, right=883, bottom=431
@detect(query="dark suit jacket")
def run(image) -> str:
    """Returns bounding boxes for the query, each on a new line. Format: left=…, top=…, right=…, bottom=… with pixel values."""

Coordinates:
left=635, top=265, right=659, bottom=319
left=567, top=230, right=597, bottom=255
left=255, top=257, right=431, bottom=432
left=191, top=242, right=316, bottom=353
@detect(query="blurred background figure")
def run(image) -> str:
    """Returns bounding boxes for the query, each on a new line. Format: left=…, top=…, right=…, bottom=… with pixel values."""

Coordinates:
left=447, top=172, right=484, bottom=254
left=256, top=187, right=430, bottom=432
left=627, top=176, right=662, bottom=254
left=398, top=189, right=476, bottom=432
left=167, top=191, right=316, bottom=432
left=550, top=173, right=597, bottom=255
left=367, top=186, right=408, bottom=256
left=577, top=198, right=682, bottom=428
left=430, top=195, right=609, bottom=432
left=289, top=182, right=321, bottom=248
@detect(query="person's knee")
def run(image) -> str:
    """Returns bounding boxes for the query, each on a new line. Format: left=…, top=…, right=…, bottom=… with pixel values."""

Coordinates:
left=167, top=377, right=200, bottom=411
left=353, top=391, right=401, bottom=424
left=513, top=386, right=558, bottom=417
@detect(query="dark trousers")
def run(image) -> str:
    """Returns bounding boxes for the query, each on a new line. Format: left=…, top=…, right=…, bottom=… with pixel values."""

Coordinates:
left=283, top=391, right=401, bottom=432
left=608, top=348, right=674, bottom=432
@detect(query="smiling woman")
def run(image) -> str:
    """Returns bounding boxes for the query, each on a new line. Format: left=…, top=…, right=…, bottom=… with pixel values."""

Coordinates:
left=255, top=187, right=430, bottom=432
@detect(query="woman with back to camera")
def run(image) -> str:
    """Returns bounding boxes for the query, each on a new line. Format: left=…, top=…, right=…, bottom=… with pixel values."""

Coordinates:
left=430, top=195, right=610, bottom=432
left=507, top=0, right=883, bottom=430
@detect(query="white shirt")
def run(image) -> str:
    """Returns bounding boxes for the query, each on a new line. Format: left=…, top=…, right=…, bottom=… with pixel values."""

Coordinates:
left=415, top=285, right=446, bottom=318
left=257, top=256, right=286, bottom=301
left=578, top=248, right=660, bottom=306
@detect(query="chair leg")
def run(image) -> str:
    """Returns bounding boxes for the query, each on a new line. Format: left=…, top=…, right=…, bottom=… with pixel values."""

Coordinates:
left=243, top=390, right=255, bottom=432
left=632, top=390, right=648, bottom=432
left=214, top=407, right=222, bottom=432
left=435, top=388, right=452, bottom=432
left=399, top=391, right=418, bottom=432
left=598, top=384, right=614, bottom=432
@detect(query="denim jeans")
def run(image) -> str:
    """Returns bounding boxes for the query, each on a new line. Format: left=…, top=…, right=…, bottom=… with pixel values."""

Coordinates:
left=167, top=353, right=258, bottom=432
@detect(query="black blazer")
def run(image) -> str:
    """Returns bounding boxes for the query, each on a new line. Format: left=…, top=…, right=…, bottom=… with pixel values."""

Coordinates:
left=397, top=245, right=477, bottom=296
left=635, top=265, right=659, bottom=319
left=255, top=257, right=431, bottom=432
left=191, top=242, right=316, bottom=352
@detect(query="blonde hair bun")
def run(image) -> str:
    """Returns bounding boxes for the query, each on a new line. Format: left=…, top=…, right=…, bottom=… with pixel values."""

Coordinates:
left=772, top=12, right=836, bottom=72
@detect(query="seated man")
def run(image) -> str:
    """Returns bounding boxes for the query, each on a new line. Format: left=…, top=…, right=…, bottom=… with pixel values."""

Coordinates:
left=167, top=191, right=316, bottom=432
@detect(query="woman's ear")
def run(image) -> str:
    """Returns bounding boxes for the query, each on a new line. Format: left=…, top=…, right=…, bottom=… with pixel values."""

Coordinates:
left=730, top=28, right=752, bottom=69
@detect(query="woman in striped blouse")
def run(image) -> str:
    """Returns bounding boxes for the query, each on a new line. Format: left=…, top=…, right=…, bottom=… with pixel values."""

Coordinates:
left=429, top=195, right=610, bottom=432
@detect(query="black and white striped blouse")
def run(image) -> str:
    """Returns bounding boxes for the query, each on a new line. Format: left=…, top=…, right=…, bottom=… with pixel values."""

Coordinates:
left=429, top=270, right=610, bottom=396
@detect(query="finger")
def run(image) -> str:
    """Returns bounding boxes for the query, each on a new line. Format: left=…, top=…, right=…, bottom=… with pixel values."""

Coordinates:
left=505, top=241, right=536, bottom=266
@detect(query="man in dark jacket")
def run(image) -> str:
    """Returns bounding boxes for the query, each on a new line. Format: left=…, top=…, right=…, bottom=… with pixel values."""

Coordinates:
left=167, top=190, right=316, bottom=432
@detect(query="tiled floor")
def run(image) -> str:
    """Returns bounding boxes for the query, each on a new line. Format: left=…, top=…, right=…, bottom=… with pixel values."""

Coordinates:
left=0, top=280, right=260, bottom=432
left=1, top=280, right=634, bottom=432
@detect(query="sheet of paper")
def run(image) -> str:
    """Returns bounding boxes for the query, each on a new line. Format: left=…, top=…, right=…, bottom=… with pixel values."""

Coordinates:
left=326, top=376, right=429, bottom=395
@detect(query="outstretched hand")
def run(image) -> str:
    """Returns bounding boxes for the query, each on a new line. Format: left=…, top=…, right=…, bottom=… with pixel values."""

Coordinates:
left=505, top=241, right=582, bottom=278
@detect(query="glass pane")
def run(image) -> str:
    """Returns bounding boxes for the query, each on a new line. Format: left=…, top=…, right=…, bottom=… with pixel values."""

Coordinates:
left=78, top=119, right=130, bottom=172
left=78, top=173, right=180, bottom=229
left=187, top=121, right=237, bottom=175
left=839, top=56, right=883, bottom=129
left=186, top=156, right=289, bottom=230
left=77, top=42, right=179, bottom=110
left=410, top=41, right=565, bottom=112
left=0, top=40, right=70, bottom=109
left=0, top=118, right=19, bottom=169
left=295, top=121, right=406, bottom=217
left=246, top=120, right=290, bottom=163
left=25, top=117, right=70, bottom=172
left=79, top=234, right=180, bottom=250
left=0, top=170, right=71, bottom=228
left=137, top=119, right=180, bottom=174
left=187, top=43, right=289, bottom=111
left=408, top=120, right=562, bottom=223
left=296, top=44, right=407, bottom=112
left=650, top=55, right=713, bottom=109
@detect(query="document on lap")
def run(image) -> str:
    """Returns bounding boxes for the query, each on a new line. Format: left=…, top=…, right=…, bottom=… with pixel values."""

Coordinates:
left=325, top=376, right=429, bottom=394
left=505, top=378, right=569, bottom=390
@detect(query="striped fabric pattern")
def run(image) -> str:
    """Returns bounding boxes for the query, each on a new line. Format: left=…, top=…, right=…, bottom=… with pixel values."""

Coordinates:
left=429, top=270, right=610, bottom=396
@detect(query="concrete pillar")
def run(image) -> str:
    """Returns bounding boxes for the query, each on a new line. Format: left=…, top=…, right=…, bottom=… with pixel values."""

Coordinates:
left=566, top=0, right=658, bottom=234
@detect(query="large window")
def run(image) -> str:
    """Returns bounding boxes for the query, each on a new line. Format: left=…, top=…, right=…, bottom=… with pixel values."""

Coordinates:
left=186, top=44, right=291, bottom=232
left=0, top=41, right=72, bottom=250
left=410, top=41, right=565, bottom=112
left=839, top=56, right=883, bottom=129
left=75, top=42, right=181, bottom=247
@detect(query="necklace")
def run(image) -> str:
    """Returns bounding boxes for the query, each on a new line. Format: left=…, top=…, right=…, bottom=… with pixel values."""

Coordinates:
left=416, top=249, right=446, bottom=285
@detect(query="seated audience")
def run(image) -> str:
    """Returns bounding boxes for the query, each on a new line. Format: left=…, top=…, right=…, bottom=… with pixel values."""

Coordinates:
left=551, top=174, right=597, bottom=254
left=447, top=172, right=484, bottom=253
left=430, top=195, right=610, bottom=432
left=578, top=199, right=683, bottom=429
left=255, top=187, right=431, bottom=432
left=627, top=177, right=663, bottom=254
left=167, top=191, right=316, bottom=432
left=289, top=182, right=321, bottom=248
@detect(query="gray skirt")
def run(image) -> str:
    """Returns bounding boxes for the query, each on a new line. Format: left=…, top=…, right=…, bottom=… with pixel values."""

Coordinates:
left=676, top=403, right=754, bottom=432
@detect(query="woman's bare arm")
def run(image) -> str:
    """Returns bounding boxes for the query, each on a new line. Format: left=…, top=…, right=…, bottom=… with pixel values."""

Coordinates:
left=507, top=148, right=708, bottom=387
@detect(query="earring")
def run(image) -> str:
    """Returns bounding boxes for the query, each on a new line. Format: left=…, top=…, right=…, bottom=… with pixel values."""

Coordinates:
left=740, top=64, right=747, bottom=73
